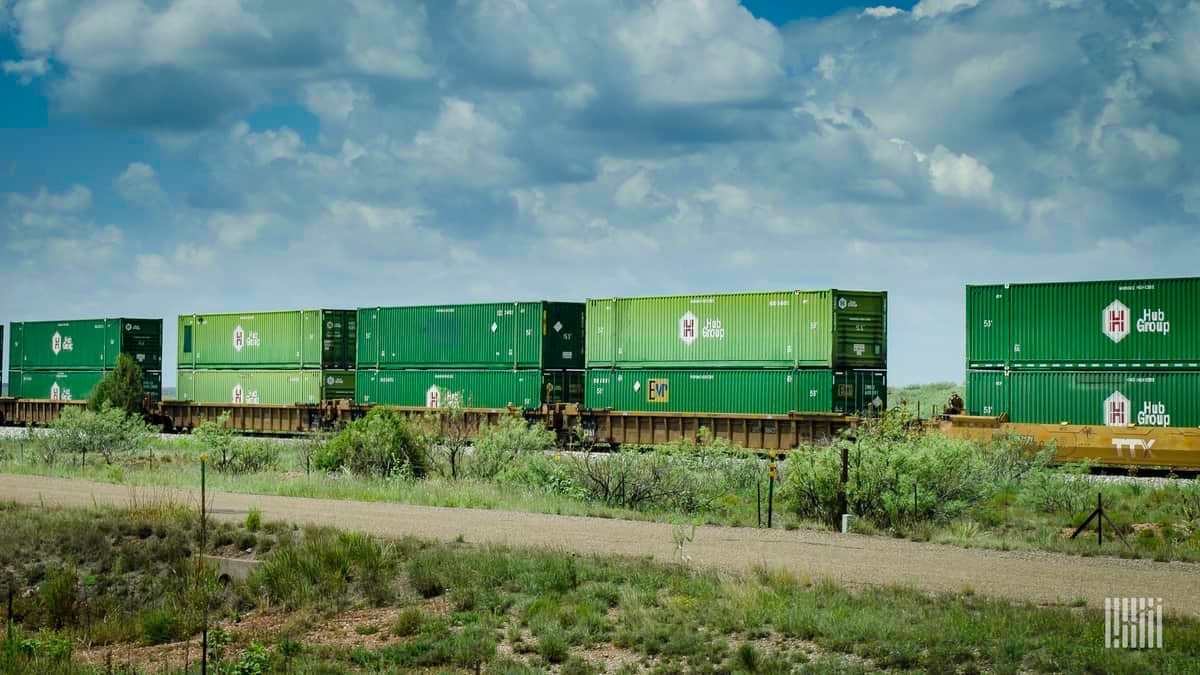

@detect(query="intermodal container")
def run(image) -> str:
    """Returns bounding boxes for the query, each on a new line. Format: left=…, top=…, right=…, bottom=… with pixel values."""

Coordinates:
left=178, top=310, right=356, bottom=369
left=9, top=369, right=162, bottom=402
left=355, top=369, right=577, bottom=409
left=966, top=277, right=1200, bottom=369
left=585, top=290, right=886, bottom=369
left=356, top=302, right=584, bottom=369
left=8, top=319, right=163, bottom=371
left=176, top=369, right=356, bottom=405
left=584, top=368, right=886, bottom=415
left=966, top=370, right=1200, bottom=427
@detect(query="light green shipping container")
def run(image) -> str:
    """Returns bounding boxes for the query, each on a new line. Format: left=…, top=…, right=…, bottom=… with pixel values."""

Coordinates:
left=178, top=310, right=356, bottom=369
left=9, top=369, right=162, bottom=402
left=355, top=369, right=578, bottom=409
left=357, top=302, right=584, bottom=370
left=584, top=368, right=886, bottom=415
left=177, top=369, right=355, bottom=405
left=966, top=277, right=1200, bottom=369
left=967, top=370, right=1200, bottom=427
left=9, top=318, right=162, bottom=371
left=585, top=290, right=886, bottom=369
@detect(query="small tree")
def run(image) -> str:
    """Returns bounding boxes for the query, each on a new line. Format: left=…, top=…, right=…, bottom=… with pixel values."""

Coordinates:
left=88, top=353, right=148, bottom=414
left=427, top=392, right=472, bottom=480
left=192, top=412, right=239, bottom=469
left=49, top=405, right=155, bottom=465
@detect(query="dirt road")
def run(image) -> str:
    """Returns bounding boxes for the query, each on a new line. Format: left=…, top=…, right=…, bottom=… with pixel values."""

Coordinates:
left=2, top=473, right=1198, bottom=616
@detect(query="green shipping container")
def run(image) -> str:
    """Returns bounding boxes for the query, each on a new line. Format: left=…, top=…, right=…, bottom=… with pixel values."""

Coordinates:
left=177, top=369, right=355, bottom=405
left=356, top=369, right=571, bottom=409
left=585, top=290, right=886, bottom=369
left=357, top=302, right=584, bottom=369
left=9, top=369, right=162, bottom=402
left=178, top=310, right=356, bottom=369
left=966, top=370, right=1200, bottom=427
left=966, top=277, right=1200, bottom=369
left=9, top=318, right=162, bottom=371
left=584, top=368, right=886, bottom=415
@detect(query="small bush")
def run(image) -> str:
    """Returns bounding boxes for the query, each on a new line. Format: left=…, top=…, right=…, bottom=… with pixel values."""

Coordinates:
left=222, top=440, right=280, bottom=474
left=537, top=629, right=570, bottom=664
left=392, top=607, right=425, bottom=636
left=39, top=568, right=78, bottom=629
left=469, top=414, right=556, bottom=480
left=245, top=508, right=262, bottom=532
left=316, top=408, right=428, bottom=478
left=249, top=528, right=399, bottom=610
left=88, top=353, right=149, bottom=415
left=47, top=404, right=155, bottom=465
left=141, top=605, right=184, bottom=645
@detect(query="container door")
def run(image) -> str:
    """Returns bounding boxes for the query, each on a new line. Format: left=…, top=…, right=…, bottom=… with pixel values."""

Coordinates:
left=966, top=370, right=1009, bottom=418
left=966, top=285, right=1009, bottom=369
left=584, top=300, right=616, bottom=368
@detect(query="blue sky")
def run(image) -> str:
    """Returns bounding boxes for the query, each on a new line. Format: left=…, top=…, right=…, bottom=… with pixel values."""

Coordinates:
left=2, top=0, right=1199, bottom=387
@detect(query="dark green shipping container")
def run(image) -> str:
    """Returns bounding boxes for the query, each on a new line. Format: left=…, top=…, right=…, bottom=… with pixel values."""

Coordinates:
left=355, top=369, right=581, bottom=409
left=357, top=302, right=584, bottom=369
left=176, top=369, right=355, bottom=405
left=178, top=310, right=356, bottom=369
left=9, top=369, right=162, bottom=402
left=584, top=368, right=885, bottom=415
left=966, top=370, right=1200, bottom=427
left=9, top=318, right=162, bottom=371
left=966, top=277, right=1200, bottom=369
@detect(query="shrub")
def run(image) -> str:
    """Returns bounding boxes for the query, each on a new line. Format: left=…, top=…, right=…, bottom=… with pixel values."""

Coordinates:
left=315, top=408, right=428, bottom=478
left=568, top=448, right=696, bottom=512
left=245, top=508, right=262, bottom=532
left=48, top=404, right=155, bottom=465
left=141, top=605, right=184, bottom=645
left=88, top=353, right=149, bottom=414
left=222, top=439, right=280, bottom=474
left=469, top=414, right=556, bottom=480
left=39, top=568, right=78, bottom=629
left=193, top=412, right=239, bottom=468
left=392, top=607, right=425, bottom=636
left=248, top=528, right=399, bottom=610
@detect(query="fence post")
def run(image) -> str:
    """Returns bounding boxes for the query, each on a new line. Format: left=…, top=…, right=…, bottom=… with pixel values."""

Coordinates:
left=839, top=444, right=849, bottom=523
left=200, top=454, right=208, bottom=675
left=767, top=451, right=777, bottom=528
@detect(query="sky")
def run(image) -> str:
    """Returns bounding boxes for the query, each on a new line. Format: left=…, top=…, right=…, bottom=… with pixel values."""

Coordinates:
left=1, top=0, right=1199, bottom=387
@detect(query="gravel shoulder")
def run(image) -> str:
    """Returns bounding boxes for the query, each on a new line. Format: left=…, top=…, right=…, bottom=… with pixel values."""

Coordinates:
left=2, top=473, right=1198, bottom=617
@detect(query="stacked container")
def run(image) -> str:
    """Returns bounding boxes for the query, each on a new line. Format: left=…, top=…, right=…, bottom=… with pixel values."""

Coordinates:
left=7, top=318, right=164, bottom=401
left=355, top=302, right=584, bottom=409
left=176, top=309, right=356, bottom=405
left=584, top=290, right=888, bottom=415
left=964, top=277, right=1200, bottom=427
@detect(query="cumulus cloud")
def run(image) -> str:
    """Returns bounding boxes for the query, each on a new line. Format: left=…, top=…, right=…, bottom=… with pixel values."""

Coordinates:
left=114, top=163, right=167, bottom=207
left=4, top=0, right=1200, bottom=385
left=860, top=6, right=906, bottom=19
left=912, top=0, right=983, bottom=19
left=615, top=0, right=784, bottom=105
left=2, top=57, right=48, bottom=84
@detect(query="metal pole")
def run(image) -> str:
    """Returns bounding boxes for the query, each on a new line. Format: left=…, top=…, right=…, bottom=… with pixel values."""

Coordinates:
left=839, top=444, right=849, bottom=520
left=1097, top=493, right=1103, bottom=547
left=756, top=480, right=762, bottom=528
left=200, top=454, right=208, bottom=675
left=767, top=477, right=774, bottom=529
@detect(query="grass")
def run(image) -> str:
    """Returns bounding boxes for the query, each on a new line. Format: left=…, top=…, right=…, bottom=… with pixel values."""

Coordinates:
left=888, top=381, right=961, bottom=419
left=4, top=411, right=1200, bottom=566
left=3, top=502, right=1199, bottom=674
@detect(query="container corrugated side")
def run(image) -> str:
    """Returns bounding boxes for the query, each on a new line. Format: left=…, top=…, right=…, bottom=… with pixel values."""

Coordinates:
left=966, top=369, right=1010, bottom=417
left=9, top=369, right=162, bottom=402
left=583, top=368, right=836, bottom=415
left=177, top=369, right=355, bottom=405
left=969, top=277, right=1200, bottom=369
left=965, top=285, right=1010, bottom=369
left=179, top=310, right=354, bottom=369
left=585, top=290, right=886, bottom=369
left=355, top=369, right=545, bottom=409
left=356, top=302, right=584, bottom=370
left=967, top=370, right=1200, bottom=427
left=9, top=319, right=162, bottom=370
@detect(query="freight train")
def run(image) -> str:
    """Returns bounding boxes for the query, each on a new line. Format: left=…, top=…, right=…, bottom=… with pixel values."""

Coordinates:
left=2, top=277, right=1199, bottom=470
